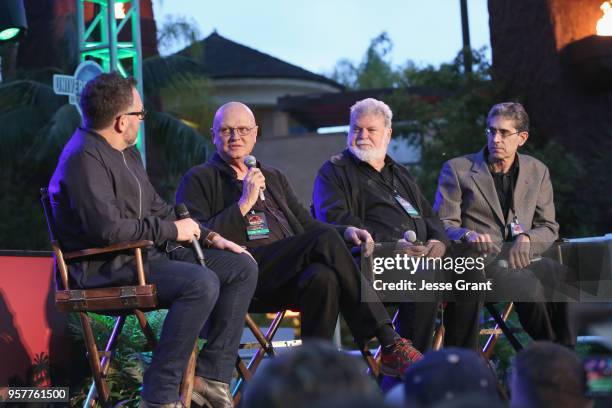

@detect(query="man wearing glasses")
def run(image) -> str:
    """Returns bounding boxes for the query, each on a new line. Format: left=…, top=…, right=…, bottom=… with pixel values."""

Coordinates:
left=177, top=101, right=425, bottom=379
left=49, top=73, right=258, bottom=407
left=434, top=102, right=575, bottom=346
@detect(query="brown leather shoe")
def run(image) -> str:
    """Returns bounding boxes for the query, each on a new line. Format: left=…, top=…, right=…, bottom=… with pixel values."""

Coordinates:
left=192, top=376, right=232, bottom=408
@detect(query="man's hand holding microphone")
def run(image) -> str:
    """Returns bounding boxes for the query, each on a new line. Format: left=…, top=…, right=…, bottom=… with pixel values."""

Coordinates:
left=174, top=203, right=255, bottom=263
left=397, top=230, right=446, bottom=258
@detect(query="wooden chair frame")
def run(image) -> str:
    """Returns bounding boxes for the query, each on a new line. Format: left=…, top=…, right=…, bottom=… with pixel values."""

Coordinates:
left=232, top=311, right=301, bottom=405
left=40, top=188, right=196, bottom=408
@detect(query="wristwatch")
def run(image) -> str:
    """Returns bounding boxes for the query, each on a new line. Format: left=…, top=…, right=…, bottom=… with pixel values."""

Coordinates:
left=203, top=231, right=220, bottom=247
left=461, top=230, right=475, bottom=242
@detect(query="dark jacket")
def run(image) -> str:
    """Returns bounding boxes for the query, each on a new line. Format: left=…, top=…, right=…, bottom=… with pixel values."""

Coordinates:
left=48, top=128, right=194, bottom=288
left=313, top=149, right=448, bottom=245
left=176, top=153, right=346, bottom=246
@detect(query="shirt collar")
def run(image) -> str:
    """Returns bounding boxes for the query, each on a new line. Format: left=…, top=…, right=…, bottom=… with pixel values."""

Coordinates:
left=484, top=146, right=519, bottom=175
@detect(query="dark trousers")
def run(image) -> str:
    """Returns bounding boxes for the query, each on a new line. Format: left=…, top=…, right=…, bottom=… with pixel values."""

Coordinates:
left=142, top=248, right=257, bottom=404
left=395, top=301, right=481, bottom=351
left=248, top=225, right=391, bottom=341
left=489, top=257, right=576, bottom=347
left=514, top=302, right=575, bottom=346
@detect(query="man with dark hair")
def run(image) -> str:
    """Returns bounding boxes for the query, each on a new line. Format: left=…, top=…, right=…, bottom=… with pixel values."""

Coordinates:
left=434, top=101, right=574, bottom=345
left=49, top=73, right=258, bottom=408
left=177, top=101, right=424, bottom=378
left=511, top=341, right=592, bottom=408
left=313, top=98, right=480, bottom=351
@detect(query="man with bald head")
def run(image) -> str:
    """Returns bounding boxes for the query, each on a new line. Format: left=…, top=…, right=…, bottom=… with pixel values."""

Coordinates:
left=177, top=101, right=425, bottom=379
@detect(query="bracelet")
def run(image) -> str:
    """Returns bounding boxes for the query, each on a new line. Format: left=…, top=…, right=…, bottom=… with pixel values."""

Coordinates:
left=203, top=231, right=220, bottom=247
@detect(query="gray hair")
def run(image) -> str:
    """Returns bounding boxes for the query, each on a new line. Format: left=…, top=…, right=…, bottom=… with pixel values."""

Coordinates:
left=349, top=98, right=393, bottom=128
left=487, top=102, right=530, bottom=132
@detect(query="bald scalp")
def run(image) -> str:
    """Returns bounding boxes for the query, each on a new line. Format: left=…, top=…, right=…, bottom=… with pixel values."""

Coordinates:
left=212, top=102, right=255, bottom=130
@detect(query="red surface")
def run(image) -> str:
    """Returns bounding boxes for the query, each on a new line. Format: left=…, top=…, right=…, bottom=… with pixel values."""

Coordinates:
left=0, top=256, right=60, bottom=386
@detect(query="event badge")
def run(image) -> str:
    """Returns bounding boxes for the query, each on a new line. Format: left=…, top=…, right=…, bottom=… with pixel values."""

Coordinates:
left=246, top=211, right=270, bottom=240
left=509, top=216, right=525, bottom=238
left=394, top=195, right=421, bottom=219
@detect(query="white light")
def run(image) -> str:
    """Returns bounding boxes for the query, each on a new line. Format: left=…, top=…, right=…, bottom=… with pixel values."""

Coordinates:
left=596, top=1, right=612, bottom=36
left=114, top=3, right=126, bottom=19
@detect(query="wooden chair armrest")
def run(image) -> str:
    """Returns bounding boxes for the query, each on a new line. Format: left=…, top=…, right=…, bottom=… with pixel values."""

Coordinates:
left=64, top=240, right=154, bottom=260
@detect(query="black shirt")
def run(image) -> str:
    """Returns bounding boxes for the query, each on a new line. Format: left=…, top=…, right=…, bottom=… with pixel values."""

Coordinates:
left=485, top=147, right=519, bottom=221
left=349, top=151, right=419, bottom=241
left=246, top=193, right=294, bottom=247
left=209, top=154, right=294, bottom=247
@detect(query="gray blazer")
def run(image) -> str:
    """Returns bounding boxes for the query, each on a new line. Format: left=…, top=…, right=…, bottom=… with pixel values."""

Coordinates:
left=434, top=148, right=559, bottom=256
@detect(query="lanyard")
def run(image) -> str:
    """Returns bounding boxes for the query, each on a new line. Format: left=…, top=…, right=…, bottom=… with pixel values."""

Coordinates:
left=355, top=163, right=420, bottom=210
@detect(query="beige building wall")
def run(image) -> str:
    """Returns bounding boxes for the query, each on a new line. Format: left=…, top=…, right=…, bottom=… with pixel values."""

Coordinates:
left=252, top=132, right=347, bottom=206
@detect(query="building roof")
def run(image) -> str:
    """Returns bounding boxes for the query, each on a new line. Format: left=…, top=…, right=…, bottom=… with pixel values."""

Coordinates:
left=278, top=87, right=448, bottom=130
left=176, top=31, right=343, bottom=90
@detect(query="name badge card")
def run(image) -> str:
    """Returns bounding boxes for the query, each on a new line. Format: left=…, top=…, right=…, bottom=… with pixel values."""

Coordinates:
left=394, top=195, right=421, bottom=219
left=509, top=216, right=526, bottom=238
left=246, top=211, right=270, bottom=240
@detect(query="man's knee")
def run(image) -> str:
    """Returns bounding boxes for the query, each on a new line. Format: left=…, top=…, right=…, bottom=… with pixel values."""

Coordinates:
left=310, top=224, right=347, bottom=249
left=230, top=252, right=259, bottom=288
left=300, top=265, right=340, bottom=296
left=189, top=268, right=221, bottom=304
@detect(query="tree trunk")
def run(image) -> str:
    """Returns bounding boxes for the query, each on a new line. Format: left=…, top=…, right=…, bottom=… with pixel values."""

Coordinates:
left=488, top=0, right=612, bottom=234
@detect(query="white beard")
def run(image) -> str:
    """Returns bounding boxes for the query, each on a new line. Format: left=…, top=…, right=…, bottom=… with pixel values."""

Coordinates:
left=348, top=144, right=387, bottom=164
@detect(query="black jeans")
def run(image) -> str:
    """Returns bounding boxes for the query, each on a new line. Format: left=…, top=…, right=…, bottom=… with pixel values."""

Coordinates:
left=248, top=225, right=391, bottom=342
left=142, top=247, right=257, bottom=404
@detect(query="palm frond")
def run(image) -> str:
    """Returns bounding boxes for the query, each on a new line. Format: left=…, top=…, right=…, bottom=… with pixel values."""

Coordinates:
left=144, top=110, right=210, bottom=201
left=142, top=55, right=207, bottom=101
left=0, top=80, right=64, bottom=117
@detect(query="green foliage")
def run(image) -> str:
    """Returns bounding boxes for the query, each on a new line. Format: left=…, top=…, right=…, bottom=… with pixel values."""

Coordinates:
left=331, top=32, right=401, bottom=90
left=0, top=52, right=216, bottom=249
left=385, top=50, right=594, bottom=237
left=67, top=311, right=167, bottom=407
left=156, top=15, right=202, bottom=57
left=384, top=48, right=502, bottom=201
left=145, top=110, right=210, bottom=201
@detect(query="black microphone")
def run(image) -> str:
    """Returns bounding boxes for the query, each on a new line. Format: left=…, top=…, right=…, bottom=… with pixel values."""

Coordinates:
left=175, top=203, right=205, bottom=266
left=244, top=155, right=265, bottom=201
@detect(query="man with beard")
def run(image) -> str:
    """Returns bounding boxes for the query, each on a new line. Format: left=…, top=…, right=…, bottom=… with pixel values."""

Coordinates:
left=313, top=98, right=481, bottom=351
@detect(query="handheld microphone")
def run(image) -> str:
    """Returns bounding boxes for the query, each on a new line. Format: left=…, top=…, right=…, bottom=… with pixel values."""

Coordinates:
left=244, top=155, right=265, bottom=201
left=404, top=230, right=423, bottom=246
left=175, top=203, right=205, bottom=266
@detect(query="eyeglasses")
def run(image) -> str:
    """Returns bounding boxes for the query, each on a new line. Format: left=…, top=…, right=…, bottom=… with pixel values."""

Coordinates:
left=217, top=126, right=257, bottom=137
left=122, top=109, right=147, bottom=121
left=485, top=127, right=522, bottom=139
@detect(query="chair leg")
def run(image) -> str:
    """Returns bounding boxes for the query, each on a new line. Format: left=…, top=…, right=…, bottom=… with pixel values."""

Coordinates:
left=134, top=309, right=158, bottom=350
left=482, top=303, right=521, bottom=359
left=179, top=342, right=198, bottom=408
left=82, top=315, right=126, bottom=408
left=360, top=343, right=380, bottom=378
left=79, top=312, right=110, bottom=408
left=432, top=323, right=445, bottom=350
left=232, top=312, right=287, bottom=404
